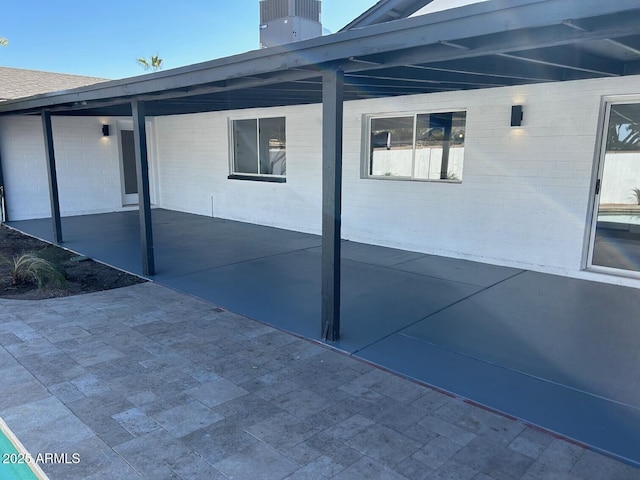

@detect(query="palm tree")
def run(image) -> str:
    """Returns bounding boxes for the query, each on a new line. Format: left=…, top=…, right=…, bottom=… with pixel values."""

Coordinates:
left=137, top=54, right=163, bottom=71
left=0, top=37, right=8, bottom=47
left=607, top=107, right=640, bottom=151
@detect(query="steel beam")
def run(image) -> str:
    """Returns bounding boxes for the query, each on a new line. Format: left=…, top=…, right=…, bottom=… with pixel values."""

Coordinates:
left=321, top=69, right=344, bottom=342
left=131, top=100, right=155, bottom=276
left=41, top=110, right=63, bottom=243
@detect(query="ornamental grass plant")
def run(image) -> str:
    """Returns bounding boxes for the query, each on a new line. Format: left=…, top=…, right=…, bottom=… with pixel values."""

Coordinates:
left=0, top=252, right=66, bottom=289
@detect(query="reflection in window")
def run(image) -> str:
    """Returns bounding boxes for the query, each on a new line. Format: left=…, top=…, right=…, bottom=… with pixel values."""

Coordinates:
left=368, top=111, right=466, bottom=181
left=606, top=104, right=640, bottom=152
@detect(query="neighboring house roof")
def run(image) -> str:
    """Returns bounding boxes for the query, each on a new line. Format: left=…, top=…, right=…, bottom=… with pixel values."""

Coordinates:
left=340, top=0, right=436, bottom=30
left=0, top=66, right=107, bottom=102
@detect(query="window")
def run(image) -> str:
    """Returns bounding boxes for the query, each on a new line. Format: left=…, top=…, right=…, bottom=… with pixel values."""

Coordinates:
left=366, top=111, right=466, bottom=181
left=230, top=116, right=286, bottom=181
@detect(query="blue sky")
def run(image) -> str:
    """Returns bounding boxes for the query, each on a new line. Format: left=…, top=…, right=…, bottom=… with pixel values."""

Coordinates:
left=0, top=0, right=377, bottom=79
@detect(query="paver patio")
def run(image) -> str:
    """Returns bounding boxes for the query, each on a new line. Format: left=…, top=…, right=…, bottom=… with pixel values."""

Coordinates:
left=0, top=283, right=638, bottom=479
left=7, top=209, right=640, bottom=467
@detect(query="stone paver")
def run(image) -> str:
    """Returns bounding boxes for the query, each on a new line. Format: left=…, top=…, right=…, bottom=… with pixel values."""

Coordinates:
left=0, top=282, right=638, bottom=479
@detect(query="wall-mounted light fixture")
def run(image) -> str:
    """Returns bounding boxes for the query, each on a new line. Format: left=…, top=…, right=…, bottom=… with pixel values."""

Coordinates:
left=102, top=125, right=110, bottom=137
left=511, top=105, right=523, bottom=127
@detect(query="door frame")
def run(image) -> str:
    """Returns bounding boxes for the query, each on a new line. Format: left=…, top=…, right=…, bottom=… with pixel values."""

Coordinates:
left=585, top=94, right=640, bottom=278
left=116, top=119, right=158, bottom=206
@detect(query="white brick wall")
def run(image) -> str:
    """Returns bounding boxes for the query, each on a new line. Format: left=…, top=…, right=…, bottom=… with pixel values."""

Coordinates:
left=0, top=116, right=50, bottom=220
left=0, top=115, right=126, bottom=219
left=340, top=82, right=602, bottom=276
left=3, top=74, right=640, bottom=287
left=154, top=104, right=323, bottom=233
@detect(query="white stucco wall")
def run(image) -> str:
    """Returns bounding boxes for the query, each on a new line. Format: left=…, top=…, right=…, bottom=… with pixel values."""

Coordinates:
left=3, top=74, right=640, bottom=286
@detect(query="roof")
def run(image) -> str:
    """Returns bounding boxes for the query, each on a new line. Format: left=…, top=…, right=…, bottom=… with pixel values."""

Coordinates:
left=0, top=0, right=639, bottom=118
left=340, top=0, right=436, bottom=31
left=0, top=66, right=108, bottom=102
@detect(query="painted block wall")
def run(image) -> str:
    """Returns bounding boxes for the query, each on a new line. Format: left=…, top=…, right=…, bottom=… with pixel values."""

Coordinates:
left=339, top=76, right=639, bottom=285
left=340, top=84, right=600, bottom=277
left=2, top=74, right=640, bottom=286
left=0, top=115, right=124, bottom=220
left=153, top=75, right=640, bottom=285
left=153, top=104, right=323, bottom=233
left=340, top=81, right=612, bottom=280
left=0, top=116, right=50, bottom=220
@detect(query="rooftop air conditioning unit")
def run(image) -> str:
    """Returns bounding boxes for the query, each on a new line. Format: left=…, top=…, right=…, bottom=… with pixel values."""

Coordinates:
left=259, top=0, right=322, bottom=48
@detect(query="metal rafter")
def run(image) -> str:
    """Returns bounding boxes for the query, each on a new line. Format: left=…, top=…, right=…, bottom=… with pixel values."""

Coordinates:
left=563, top=18, right=640, bottom=57
left=412, top=57, right=564, bottom=83
left=495, top=47, right=622, bottom=77
left=346, top=70, right=522, bottom=88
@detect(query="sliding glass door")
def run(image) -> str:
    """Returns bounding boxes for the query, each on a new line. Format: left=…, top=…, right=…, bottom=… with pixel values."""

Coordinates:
left=589, top=100, right=640, bottom=273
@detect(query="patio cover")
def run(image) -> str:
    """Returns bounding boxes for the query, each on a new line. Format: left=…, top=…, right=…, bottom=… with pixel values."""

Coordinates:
left=1, top=0, right=640, bottom=340
left=1, top=0, right=639, bottom=118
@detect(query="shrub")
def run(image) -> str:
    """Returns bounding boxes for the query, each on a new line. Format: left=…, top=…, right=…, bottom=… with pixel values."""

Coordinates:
left=0, top=252, right=65, bottom=289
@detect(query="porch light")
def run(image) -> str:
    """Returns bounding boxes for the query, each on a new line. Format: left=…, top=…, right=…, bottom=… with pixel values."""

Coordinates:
left=511, top=105, right=523, bottom=127
left=102, top=125, right=110, bottom=137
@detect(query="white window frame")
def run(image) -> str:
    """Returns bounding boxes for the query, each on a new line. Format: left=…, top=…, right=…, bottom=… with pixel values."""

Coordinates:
left=228, top=115, right=286, bottom=182
left=362, top=110, right=466, bottom=182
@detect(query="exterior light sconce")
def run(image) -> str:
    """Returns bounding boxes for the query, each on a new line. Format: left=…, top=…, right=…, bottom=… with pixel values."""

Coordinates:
left=102, top=125, right=110, bottom=137
left=511, top=105, right=523, bottom=127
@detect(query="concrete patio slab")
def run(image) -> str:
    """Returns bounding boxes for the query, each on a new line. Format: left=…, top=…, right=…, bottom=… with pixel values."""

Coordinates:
left=6, top=209, right=640, bottom=468
left=399, top=270, right=640, bottom=407
left=159, top=249, right=482, bottom=353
